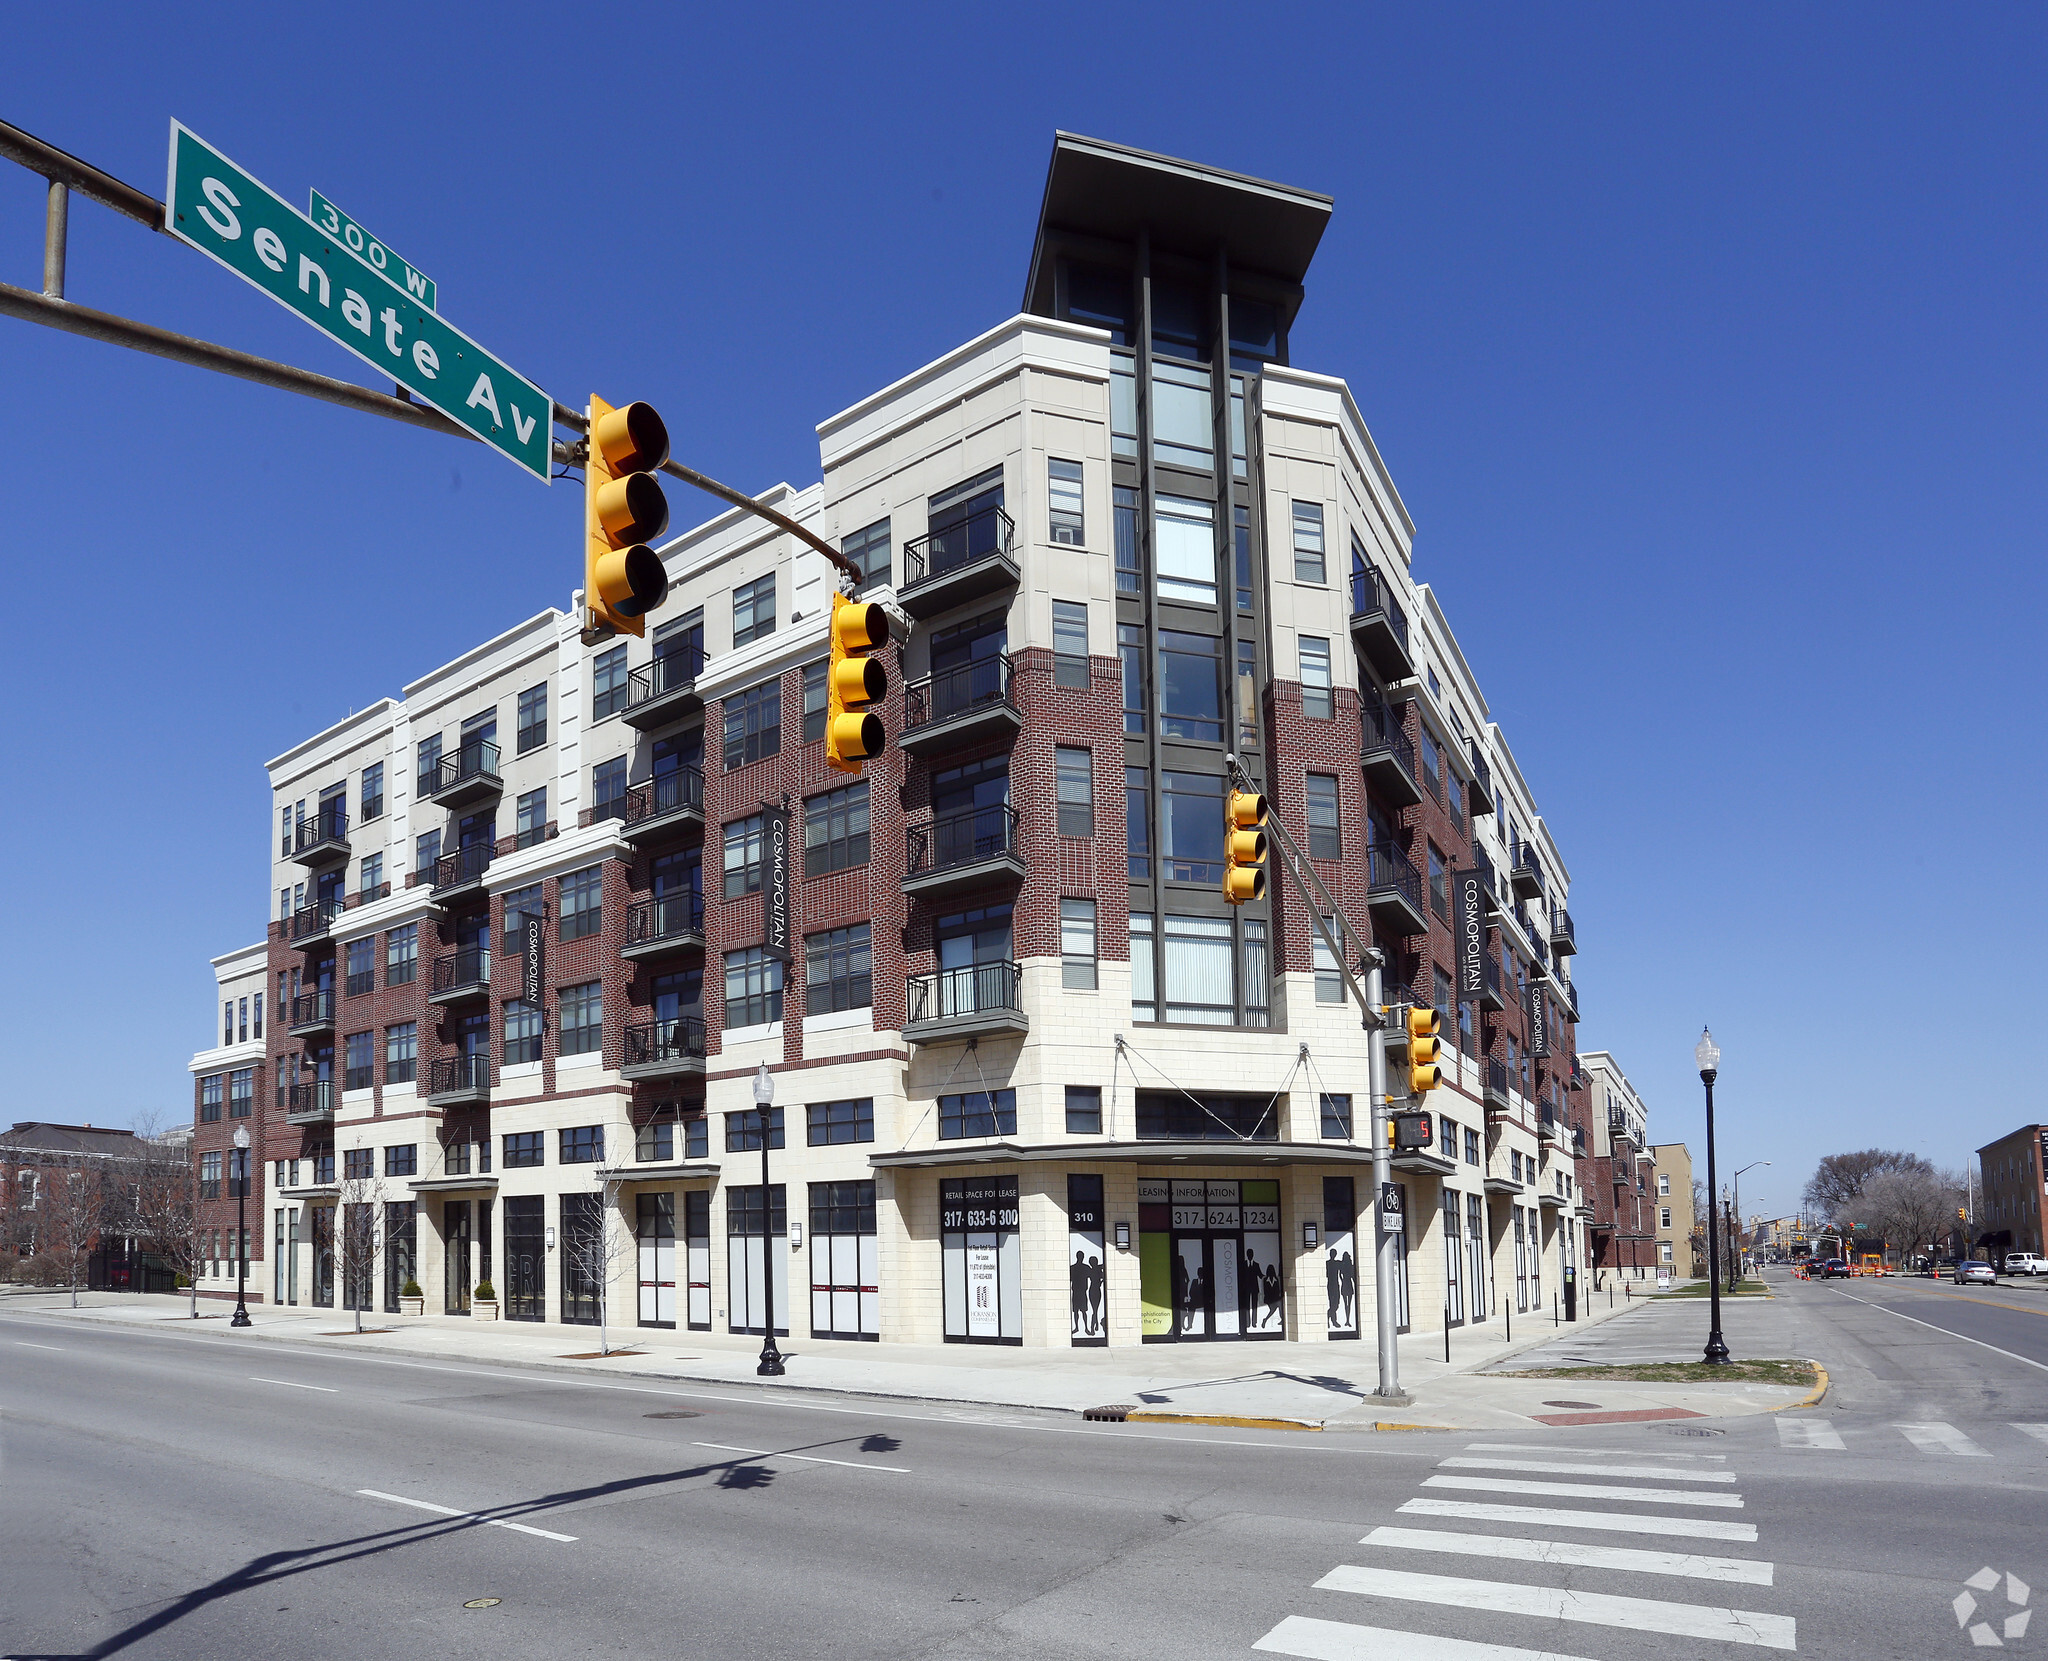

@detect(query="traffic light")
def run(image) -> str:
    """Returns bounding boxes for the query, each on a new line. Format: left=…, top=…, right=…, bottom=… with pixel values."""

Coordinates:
left=1406, top=1004, right=1443, bottom=1095
left=1392, top=1111, right=1433, bottom=1151
left=1224, top=789, right=1267, bottom=903
left=584, top=395, right=672, bottom=639
left=825, top=591, right=890, bottom=774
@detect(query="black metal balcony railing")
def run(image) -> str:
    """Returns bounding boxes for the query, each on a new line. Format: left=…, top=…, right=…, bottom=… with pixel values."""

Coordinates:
left=1361, top=700, right=1417, bottom=774
left=901, top=504, right=1014, bottom=591
left=1608, top=1110, right=1633, bottom=1139
left=907, top=960, right=1023, bottom=1026
left=626, top=894, right=704, bottom=946
left=1468, top=744, right=1494, bottom=810
left=426, top=739, right=501, bottom=798
left=434, top=947, right=491, bottom=993
left=289, top=989, right=334, bottom=1027
left=286, top=1080, right=335, bottom=1118
left=1483, top=956, right=1503, bottom=1001
left=1486, top=1059, right=1511, bottom=1101
left=625, top=1017, right=706, bottom=1069
left=294, top=807, right=348, bottom=854
left=624, top=765, right=704, bottom=826
left=903, top=653, right=1016, bottom=734
left=1469, top=841, right=1497, bottom=896
left=626, top=644, right=705, bottom=712
left=434, top=842, right=493, bottom=892
left=429, top=1055, right=491, bottom=1097
left=289, top=893, right=348, bottom=941
left=1349, top=561, right=1410, bottom=646
left=1364, top=842, right=1424, bottom=912
left=907, top=805, right=1019, bottom=877
left=1551, top=908, right=1575, bottom=951
left=1513, top=844, right=1545, bottom=896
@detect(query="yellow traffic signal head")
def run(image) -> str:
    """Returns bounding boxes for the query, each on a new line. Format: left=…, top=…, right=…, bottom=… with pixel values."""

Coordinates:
left=1223, top=788, right=1267, bottom=903
left=1229, top=789, right=1267, bottom=828
left=584, top=395, right=672, bottom=639
left=1408, top=1028, right=1442, bottom=1095
left=825, top=592, right=891, bottom=774
left=1406, top=1005, right=1441, bottom=1041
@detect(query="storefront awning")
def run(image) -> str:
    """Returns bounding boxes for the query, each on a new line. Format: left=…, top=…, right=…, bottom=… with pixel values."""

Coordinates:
left=589, top=1161, right=721, bottom=1184
left=869, top=1139, right=1388, bottom=1171
left=407, top=1176, right=499, bottom=1194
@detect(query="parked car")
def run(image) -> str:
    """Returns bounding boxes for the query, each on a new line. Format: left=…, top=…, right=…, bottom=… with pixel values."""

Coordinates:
left=1954, top=1260, right=1998, bottom=1285
left=2002, top=1253, right=2046, bottom=1277
left=1812, top=1259, right=1849, bottom=1278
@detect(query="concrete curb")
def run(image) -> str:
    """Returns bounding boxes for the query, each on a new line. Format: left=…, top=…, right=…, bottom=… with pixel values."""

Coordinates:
left=1770, top=1360, right=1829, bottom=1412
left=1124, top=1411, right=1322, bottom=1432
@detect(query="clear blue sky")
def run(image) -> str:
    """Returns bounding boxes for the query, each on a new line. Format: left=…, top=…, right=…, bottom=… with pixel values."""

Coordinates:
left=4, top=5, right=2041, bottom=1224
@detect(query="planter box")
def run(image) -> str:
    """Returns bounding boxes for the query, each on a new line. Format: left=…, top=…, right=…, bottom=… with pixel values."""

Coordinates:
left=399, top=1297, right=424, bottom=1316
left=471, top=1299, right=499, bottom=1321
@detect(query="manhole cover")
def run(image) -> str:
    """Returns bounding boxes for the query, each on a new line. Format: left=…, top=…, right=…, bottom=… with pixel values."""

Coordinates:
left=463, top=1599, right=501, bottom=1609
left=643, top=1410, right=702, bottom=1420
left=1542, top=1400, right=1602, bottom=1409
left=1661, top=1424, right=1726, bottom=1438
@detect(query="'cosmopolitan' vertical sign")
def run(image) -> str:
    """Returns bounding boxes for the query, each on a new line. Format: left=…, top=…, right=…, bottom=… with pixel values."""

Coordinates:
left=763, top=805, right=792, bottom=962
left=1453, top=868, right=1487, bottom=1004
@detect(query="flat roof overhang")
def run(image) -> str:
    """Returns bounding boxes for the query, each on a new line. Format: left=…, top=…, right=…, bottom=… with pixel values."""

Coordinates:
left=869, top=1139, right=1384, bottom=1171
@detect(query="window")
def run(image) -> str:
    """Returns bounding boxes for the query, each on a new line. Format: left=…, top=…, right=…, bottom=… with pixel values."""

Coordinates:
left=804, top=924, right=872, bottom=1014
left=224, top=1000, right=234, bottom=1047
left=385, top=1022, right=417, bottom=1085
left=517, top=683, right=547, bottom=753
left=1154, top=494, right=1215, bottom=604
left=385, top=1144, right=417, bottom=1178
left=1242, top=918, right=1270, bottom=1027
left=1511, top=1151, right=1524, bottom=1183
left=1114, top=484, right=1140, bottom=592
left=504, top=998, right=542, bottom=1065
left=1045, top=897, right=1097, bottom=989
left=804, top=782, right=869, bottom=877
left=1237, top=637, right=1259, bottom=748
left=1151, top=358, right=1213, bottom=468
left=200, top=1151, right=222, bottom=1199
left=515, top=787, right=548, bottom=849
left=358, top=853, right=382, bottom=899
left=725, top=946, right=784, bottom=1028
left=801, top=659, right=827, bottom=742
left=223, top=1068, right=251, bottom=1118
left=558, top=981, right=603, bottom=1056
left=1306, top=774, right=1341, bottom=859
left=1658, top=1173, right=1671, bottom=1196
left=344, top=1032, right=374, bottom=1092
left=1042, top=457, right=1087, bottom=548
left=1659, top=1240, right=1674, bottom=1264
left=720, top=814, right=766, bottom=900
left=502, top=883, right=543, bottom=932
left=1441, top=1115, right=1458, bottom=1157
left=344, top=936, right=375, bottom=997
left=415, top=735, right=440, bottom=796
left=253, top=992, right=263, bottom=1040
left=1125, top=765, right=1151, bottom=879
left=1119, top=622, right=1148, bottom=735
left=1465, top=1127, right=1481, bottom=1166
left=385, top=923, right=418, bottom=987
left=1321, top=1093, right=1353, bottom=1139
left=560, top=1125, right=605, bottom=1165
left=723, top=679, right=781, bottom=770
left=414, top=829, right=440, bottom=880
left=591, top=645, right=629, bottom=721
left=1428, top=842, right=1449, bottom=919
left=1292, top=500, right=1326, bottom=583
left=1162, top=913, right=1235, bottom=1024
left=591, top=756, right=628, bottom=824
left=1447, top=772, right=1465, bottom=832
left=939, top=1089, right=1016, bottom=1139
left=1661, top=1206, right=1673, bottom=1229
left=559, top=865, right=603, bottom=941
left=503, top=1132, right=544, bottom=1169
left=1060, top=1084, right=1103, bottom=1135
left=1314, top=926, right=1344, bottom=1004
left=726, top=1107, right=785, bottom=1152
left=636, top=1119, right=672, bottom=1162
left=360, top=762, right=384, bottom=822
left=1160, top=771, right=1224, bottom=882
left=842, top=518, right=890, bottom=593
left=1052, top=599, right=1089, bottom=687
left=1056, top=747, right=1094, bottom=836
left=1159, top=630, right=1224, bottom=742
left=807, top=1098, right=874, bottom=1146
left=732, top=572, right=776, bottom=647
left=1299, top=636, right=1333, bottom=720
left=200, top=1075, right=222, bottom=1122
left=344, top=1148, right=374, bottom=1181
left=240, top=996, right=251, bottom=1043
left=1420, top=727, right=1442, bottom=799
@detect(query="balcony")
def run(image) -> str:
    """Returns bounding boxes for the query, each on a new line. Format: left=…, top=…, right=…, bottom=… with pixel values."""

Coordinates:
left=433, top=842, right=493, bottom=902
left=424, top=740, right=503, bottom=810
left=1484, top=1059, right=1513, bottom=1113
left=1467, top=745, right=1494, bottom=813
left=1538, top=1106, right=1562, bottom=1146
left=904, top=806, right=1024, bottom=900
left=1549, top=908, right=1576, bottom=956
left=622, top=895, right=704, bottom=963
left=285, top=1080, right=335, bottom=1126
left=287, top=989, right=335, bottom=1038
left=1348, top=560, right=1414, bottom=681
left=1511, top=845, right=1545, bottom=901
left=904, top=961, right=1027, bottom=1044
left=1608, top=1111, right=1637, bottom=1149
left=1379, top=979, right=1424, bottom=1052
left=620, top=766, right=704, bottom=843
left=1479, top=954, right=1505, bottom=1012
left=1552, top=969, right=1579, bottom=1021
left=288, top=894, right=347, bottom=950
left=1360, top=700, right=1421, bottom=808
left=621, top=1017, right=707, bottom=1082
left=430, top=947, right=492, bottom=1005
left=622, top=644, right=705, bottom=731
left=1364, top=843, right=1429, bottom=937
left=900, top=654, right=1021, bottom=757
left=290, top=808, right=349, bottom=867
left=898, top=505, right=1018, bottom=620
left=427, top=1054, right=492, bottom=1106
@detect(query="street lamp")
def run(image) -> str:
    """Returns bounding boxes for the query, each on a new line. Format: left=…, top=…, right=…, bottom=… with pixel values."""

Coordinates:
left=752, top=1063, right=784, bottom=1377
left=1729, top=1161, right=1770, bottom=1291
left=1696, top=1028, right=1729, bottom=1365
left=230, top=1124, right=252, bottom=1329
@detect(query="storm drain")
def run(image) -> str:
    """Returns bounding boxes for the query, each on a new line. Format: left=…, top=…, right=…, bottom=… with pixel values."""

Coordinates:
left=1083, top=1404, right=1136, bottom=1422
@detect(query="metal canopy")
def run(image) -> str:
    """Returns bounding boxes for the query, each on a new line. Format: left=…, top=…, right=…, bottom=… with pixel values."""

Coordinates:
left=868, top=1139, right=1384, bottom=1171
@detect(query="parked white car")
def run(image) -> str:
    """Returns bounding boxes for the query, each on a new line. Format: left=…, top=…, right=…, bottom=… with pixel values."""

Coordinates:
left=2002, top=1252, right=2046, bottom=1276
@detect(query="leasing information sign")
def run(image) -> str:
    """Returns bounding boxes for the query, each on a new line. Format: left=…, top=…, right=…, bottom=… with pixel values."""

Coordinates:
left=165, top=122, right=550, bottom=480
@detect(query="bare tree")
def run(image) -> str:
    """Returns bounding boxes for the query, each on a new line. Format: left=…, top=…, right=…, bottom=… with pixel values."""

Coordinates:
left=335, top=1164, right=388, bottom=1334
left=1844, top=1166, right=1968, bottom=1266
left=562, top=1179, right=633, bottom=1355
left=132, top=1133, right=206, bottom=1317
left=41, top=1155, right=110, bottom=1308
left=1804, top=1149, right=1934, bottom=1216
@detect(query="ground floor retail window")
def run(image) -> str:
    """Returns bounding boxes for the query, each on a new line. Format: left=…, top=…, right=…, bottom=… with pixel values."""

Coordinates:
left=1068, top=1174, right=1106, bottom=1346
left=561, top=1192, right=602, bottom=1326
left=1323, top=1177, right=1359, bottom=1339
left=727, top=1184, right=789, bottom=1337
left=505, top=1196, right=544, bottom=1322
left=638, top=1192, right=676, bottom=1328
left=942, top=1176, right=1021, bottom=1344
left=1139, top=1178, right=1282, bottom=1342
left=445, top=1199, right=473, bottom=1314
left=1466, top=1193, right=1489, bottom=1322
left=1443, top=1191, right=1464, bottom=1325
left=809, top=1181, right=878, bottom=1341
left=343, top=1203, right=374, bottom=1313
left=383, top=1201, right=416, bottom=1313
left=1380, top=1181, right=1411, bottom=1335
left=685, top=1190, right=711, bottom=1330
left=311, top=1206, right=334, bottom=1307
left=1513, top=1206, right=1531, bottom=1313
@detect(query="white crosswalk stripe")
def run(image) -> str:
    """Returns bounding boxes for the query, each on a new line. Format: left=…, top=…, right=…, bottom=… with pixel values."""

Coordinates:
left=1439, top=1456, right=1738, bottom=1483
left=1895, top=1421, right=1989, bottom=1456
left=1362, top=1525, right=1773, bottom=1585
left=1399, top=1497, right=1759, bottom=1542
left=1776, top=1417, right=1845, bottom=1450
left=1313, top=1564, right=1797, bottom=1649
left=1423, top=1473, right=1745, bottom=1507
left=2010, top=1423, right=2048, bottom=1446
left=1464, top=1441, right=1726, bottom=1460
left=1256, top=1614, right=1608, bottom=1660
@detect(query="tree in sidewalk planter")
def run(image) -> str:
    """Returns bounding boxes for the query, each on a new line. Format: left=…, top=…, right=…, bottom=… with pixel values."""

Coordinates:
left=334, top=1164, right=388, bottom=1334
left=41, top=1155, right=114, bottom=1309
left=561, top=1178, right=632, bottom=1356
left=132, top=1129, right=206, bottom=1318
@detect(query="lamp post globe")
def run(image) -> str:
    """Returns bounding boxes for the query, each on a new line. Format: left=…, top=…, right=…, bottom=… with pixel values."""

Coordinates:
left=753, top=1063, right=784, bottom=1377
left=230, top=1124, right=253, bottom=1329
left=1696, top=1028, right=1729, bottom=1364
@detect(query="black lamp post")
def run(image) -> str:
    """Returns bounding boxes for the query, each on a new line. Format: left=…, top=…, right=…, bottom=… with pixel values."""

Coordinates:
left=753, top=1063, right=784, bottom=1377
left=1729, top=1160, right=1770, bottom=1293
left=230, top=1124, right=253, bottom=1329
left=1696, top=1028, right=1729, bottom=1365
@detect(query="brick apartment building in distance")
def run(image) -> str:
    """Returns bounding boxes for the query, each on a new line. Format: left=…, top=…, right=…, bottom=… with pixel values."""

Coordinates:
left=1580, top=1051, right=1657, bottom=1282
left=189, top=135, right=1596, bottom=1348
left=1975, top=1124, right=2048, bottom=1263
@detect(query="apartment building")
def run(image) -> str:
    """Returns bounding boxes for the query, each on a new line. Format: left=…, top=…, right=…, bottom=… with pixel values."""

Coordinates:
left=189, top=135, right=1591, bottom=1348
left=1579, top=1051, right=1655, bottom=1281
left=1649, top=1142, right=1698, bottom=1279
left=1975, top=1124, right=2048, bottom=1263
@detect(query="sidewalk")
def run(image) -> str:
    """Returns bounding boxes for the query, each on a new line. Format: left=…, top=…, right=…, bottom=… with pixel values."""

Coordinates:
left=7, top=1279, right=1814, bottom=1431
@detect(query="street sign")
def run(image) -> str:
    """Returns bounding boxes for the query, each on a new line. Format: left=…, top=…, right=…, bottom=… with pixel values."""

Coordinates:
left=165, top=122, right=550, bottom=481
left=308, top=189, right=436, bottom=311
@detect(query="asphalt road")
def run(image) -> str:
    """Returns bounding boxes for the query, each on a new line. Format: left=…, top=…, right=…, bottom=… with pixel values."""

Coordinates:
left=2, top=1269, right=2043, bottom=1661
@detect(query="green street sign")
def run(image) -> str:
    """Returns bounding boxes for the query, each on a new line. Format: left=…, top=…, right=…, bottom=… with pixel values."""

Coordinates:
left=165, top=122, right=550, bottom=481
left=308, top=189, right=436, bottom=311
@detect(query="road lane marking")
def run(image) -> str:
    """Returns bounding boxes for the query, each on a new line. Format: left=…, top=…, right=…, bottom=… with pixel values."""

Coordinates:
left=1895, top=1421, right=1989, bottom=1456
left=1256, top=1614, right=1607, bottom=1659
left=356, top=1489, right=578, bottom=1542
left=1828, top=1289, right=2048, bottom=1372
left=692, top=1440, right=909, bottom=1473
left=1775, top=1417, right=1844, bottom=1450
left=1439, top=1456, right=1737, bottom=1483
left=1423, top=1474, right=1744, bottom=1508
left=250, top=1377, right=338, bottom=1392
left=1400, top=1497, right=1758, bottom=1542
left=1362, top=1525, right=1773, bottom=1585
left=16, top=1342, right=64, bottom=1351
left=1315, top=1563, right=1796, bottom=1649
left=1462, top=1442, right=1726, bottom=1461
left=2014, top=1424, right=2048, bottom=1445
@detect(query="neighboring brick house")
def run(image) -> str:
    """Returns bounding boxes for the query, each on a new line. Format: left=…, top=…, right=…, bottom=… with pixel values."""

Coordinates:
left=1579, top=1051, right=1657, bottom=1281
left=1975, top=1124, right=2048, bottom=1264
left=0, top=1122, right=146, bottom=1278
left=190, top=134, right=1591, bottom=1345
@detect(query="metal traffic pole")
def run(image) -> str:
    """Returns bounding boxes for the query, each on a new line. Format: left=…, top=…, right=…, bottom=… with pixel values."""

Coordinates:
left=1365, top=954, right=1409, bottom=1404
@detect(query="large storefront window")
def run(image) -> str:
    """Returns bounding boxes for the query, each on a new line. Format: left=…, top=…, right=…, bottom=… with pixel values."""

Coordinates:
left=727, top=1185, right=789, bottom=1337
left=1139, top=1178, right=1282, bottom=1342
left=1443, top=1191, right=1464, bottom=1325
left=1513, top=1207, right=1531, bottom=1314
left=445, top=1199, right=473, bottom=1315
left=637, top=1192, right=675, bottom=1329
left=1467, top=1193, right=1489, bottom=1322
left=311, top=1205, right=334, bottom=1308
left=1323, top=1177, right=1359, bottom=1339
left=941, top=1177, right=1020, bottom=1344
left=383, top=1201, right=416, bottom=1314
left=685, top=1191, right=711, bottom=1330
left=1068, top=1175, right=1106, bottom=1347
left=809, top=1181, right=878, bottom=1341
left=504, top=1196, right=545, bottom=1322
